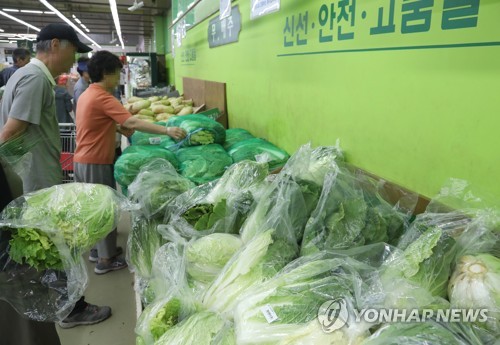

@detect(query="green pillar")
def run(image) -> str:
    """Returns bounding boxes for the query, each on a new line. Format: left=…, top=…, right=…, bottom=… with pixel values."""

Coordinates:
left=154, top=16, right=165, bottom=54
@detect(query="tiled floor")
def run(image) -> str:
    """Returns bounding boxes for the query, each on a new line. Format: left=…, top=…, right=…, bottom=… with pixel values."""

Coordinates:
left=58, top=212, right=137, bottom=345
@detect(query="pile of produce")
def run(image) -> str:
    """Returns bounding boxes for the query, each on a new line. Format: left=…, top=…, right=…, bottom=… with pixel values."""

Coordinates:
left=124, top=95, right=194, bottom=122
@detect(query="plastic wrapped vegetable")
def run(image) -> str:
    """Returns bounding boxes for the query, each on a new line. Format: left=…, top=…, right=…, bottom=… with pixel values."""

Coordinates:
left=201, top=229, right=297, bottom=318
left=359, top=214, right=458, bottom=312
left=300, top=165, right=415, bottom=255
left=222, top=128, right=254, bottom=150
left=361, top=320, right=485, bottom=345
left=127, top=215, right=166, bottom=304
left=135, top=241, right=199, bottom=344
left=234, top=251, right=370, bottom=345
left=130, top=121, right=176, bottom=149
left=114, top=145, right=179, bottom=189
left=127, top=158, right=195, bottom=219
left=167, top=114, right=226, bottom=147
left=0, top=183, right=127, bottom=321
left=240, top=144, right=344, bottom=245
left=160, top=160, right=268, bottom=240
left=155, top=311, right=234, bottom=345
left=176, top=144, right=232, bottom=185
left=226, top=137, right=289, bottom=172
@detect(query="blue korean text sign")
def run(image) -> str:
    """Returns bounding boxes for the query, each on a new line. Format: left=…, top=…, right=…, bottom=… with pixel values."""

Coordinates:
left=208, top=5, right=242, bottom=48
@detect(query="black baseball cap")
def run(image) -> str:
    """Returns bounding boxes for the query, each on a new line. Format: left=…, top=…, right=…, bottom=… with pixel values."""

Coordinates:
left=36, top=23, right=92, bottom=53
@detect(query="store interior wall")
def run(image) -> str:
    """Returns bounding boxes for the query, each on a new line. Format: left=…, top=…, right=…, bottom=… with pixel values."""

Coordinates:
left=165, top=0, right=500, bottom=204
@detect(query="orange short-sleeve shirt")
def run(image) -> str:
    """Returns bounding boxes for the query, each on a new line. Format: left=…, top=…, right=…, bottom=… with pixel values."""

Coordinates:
left=74, top=84, right=131, bottom=164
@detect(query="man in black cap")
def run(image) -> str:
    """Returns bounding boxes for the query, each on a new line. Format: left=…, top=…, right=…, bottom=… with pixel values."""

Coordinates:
left=0, top=23, right=112, bottom=330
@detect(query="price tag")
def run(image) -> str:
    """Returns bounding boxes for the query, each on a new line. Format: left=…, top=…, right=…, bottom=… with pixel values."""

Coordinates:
left=260, top=304, right=278, bottom=323
left=149, top=137, right=162, bottom=145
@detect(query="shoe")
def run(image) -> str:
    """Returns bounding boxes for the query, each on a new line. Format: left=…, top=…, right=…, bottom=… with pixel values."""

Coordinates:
left=89, top=246, right=123, bottom=263
left=58, top=303, right=111, bottom=329
left=94, top=257, right=128, bottom=275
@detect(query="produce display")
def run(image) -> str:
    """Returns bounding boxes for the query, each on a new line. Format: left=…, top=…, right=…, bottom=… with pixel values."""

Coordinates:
left=124, top=95, right=194, bottom=123
left=119, top=133, right=499, bottom=344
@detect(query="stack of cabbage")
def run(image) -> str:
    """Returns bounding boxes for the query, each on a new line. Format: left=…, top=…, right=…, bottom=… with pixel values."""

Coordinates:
left=130, top=140, right=500, bottom=344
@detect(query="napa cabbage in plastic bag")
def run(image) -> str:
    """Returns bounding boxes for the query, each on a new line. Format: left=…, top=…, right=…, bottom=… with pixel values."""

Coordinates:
left=201, top=229, right=297, bottom=317
left=0, top=183, right=127, bottom=321
left=167, top=114, right=226, bottom=147
left=114, top=145, right=179, bottom=188
left=361, top=320, right=485, bottom=345
left=130, top=123, right=176, bottom=149
left=161, top=160, right=268, bottom=240
left=239, top=144, right=340, bottom=245
left=155, top=311, right=234, bottom=345
left=127, top=158, right=194, bottom=219
left=176, top=144, right=232, bottom=185
left=300, top=165, right=416, bottom=255
left=234, top=251, right=370, bottom=345
left=226, top=137, right=289, bottom=172
left=223, top=128, right=254, bottom=150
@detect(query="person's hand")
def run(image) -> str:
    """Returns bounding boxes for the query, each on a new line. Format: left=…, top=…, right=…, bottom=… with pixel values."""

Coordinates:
left=117, top=125, right=135, bottom=137
left=166, top=127, right=187, bottom=140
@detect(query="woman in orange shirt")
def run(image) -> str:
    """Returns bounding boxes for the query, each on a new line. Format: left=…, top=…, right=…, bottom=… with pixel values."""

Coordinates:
left=74, top=50, right=185, bottom=274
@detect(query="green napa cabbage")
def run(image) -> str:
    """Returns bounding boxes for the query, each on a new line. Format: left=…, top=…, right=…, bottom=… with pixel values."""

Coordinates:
left=4, top=183, right=119, bottom=270
left=201, top=229, right=297, bottom=317
left=155, top=311, right=232, bottom=345
left=361, top=320, right=484, bottom=345
left=186, top=233, right=242, bottom=284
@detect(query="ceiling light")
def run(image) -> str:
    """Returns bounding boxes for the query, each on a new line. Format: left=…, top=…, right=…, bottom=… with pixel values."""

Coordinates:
left=0, top=10, right=41, bottom=31
left=39, top=0, right=101, bottom=48
left=75, top=18, right=81, bottom=24
left=0, top=28, right=4, bottom=32
left=85, top=28, right=90, bottom=33
left=0, top=40, right=9, bottom=43
left=109, top=0, right=125, bottom=49
left=44, top=11, right=54, bottom=14
left=2, top=9, right=19, bottom=12
left=72, top=14, right=76, bottom=18
left=128, top=0, right=144, bottom=12
left=21, top=10, right=44, bottom=14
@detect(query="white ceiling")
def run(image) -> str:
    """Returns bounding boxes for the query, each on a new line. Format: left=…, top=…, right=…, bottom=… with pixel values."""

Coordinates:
left=0, top=0, right=171, bottom=49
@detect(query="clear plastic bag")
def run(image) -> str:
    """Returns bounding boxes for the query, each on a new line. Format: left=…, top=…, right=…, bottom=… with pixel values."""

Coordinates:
left=160, top=160, right=268, bottom=240
left=0, top=183, right=128, bottom=321
left=300, top=164, right=416, bottom=256
left=127, top=158, right=194, bottom=219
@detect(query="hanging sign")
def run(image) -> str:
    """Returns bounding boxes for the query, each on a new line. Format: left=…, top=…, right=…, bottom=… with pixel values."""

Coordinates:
left=251, top=0, right=280, bottom=20
left=208, top=5, right=241, bottom=48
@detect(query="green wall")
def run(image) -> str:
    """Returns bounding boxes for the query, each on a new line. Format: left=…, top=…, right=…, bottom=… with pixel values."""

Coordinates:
left=170, top=0, right=500, bottom=204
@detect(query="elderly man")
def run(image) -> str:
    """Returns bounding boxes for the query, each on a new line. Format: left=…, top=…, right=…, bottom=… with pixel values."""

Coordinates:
left=0, top=23, right=112, bottom=330
left=0, top=48, right=31, bottom=87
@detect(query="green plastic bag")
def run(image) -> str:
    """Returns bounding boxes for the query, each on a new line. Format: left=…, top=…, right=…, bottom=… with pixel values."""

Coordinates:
left=226, top=138, right=289, bottom=171
left=222, top=128, right=254, bottom=150
left=167, top=115, right=226, bottom=147
left=130, top=122, right=176, bottom=150
left=114, top=146, right=179, bottom=188
left=176, top=144, right=233, bottom=185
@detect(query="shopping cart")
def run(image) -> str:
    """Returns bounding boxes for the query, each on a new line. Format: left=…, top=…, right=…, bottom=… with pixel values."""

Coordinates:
left=59, top=123, right=76, bottom=183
